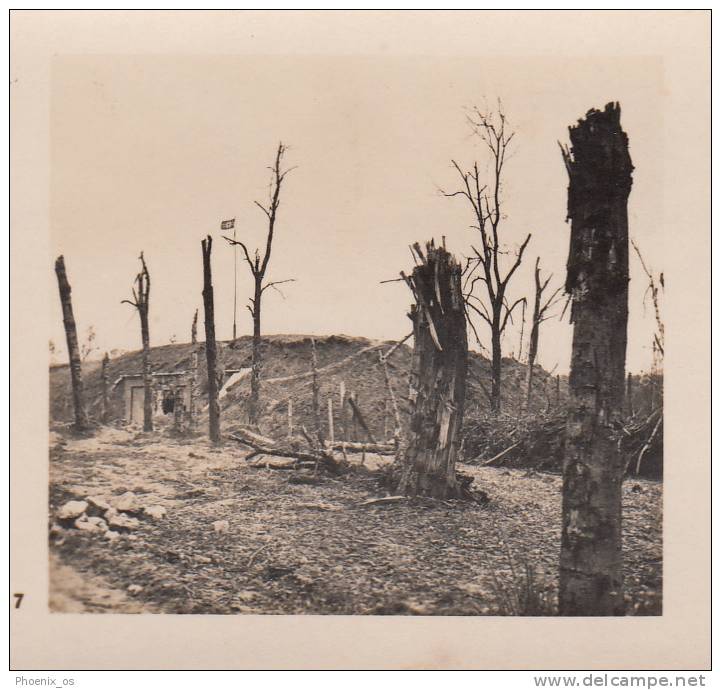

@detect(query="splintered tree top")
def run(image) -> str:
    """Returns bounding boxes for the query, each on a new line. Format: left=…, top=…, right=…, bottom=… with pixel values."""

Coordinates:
left=561, top=101, right=634, bottom=299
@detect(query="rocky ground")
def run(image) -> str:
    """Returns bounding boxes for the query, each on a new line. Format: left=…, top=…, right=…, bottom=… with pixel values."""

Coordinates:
left=49, top=425, right=663, bottom=616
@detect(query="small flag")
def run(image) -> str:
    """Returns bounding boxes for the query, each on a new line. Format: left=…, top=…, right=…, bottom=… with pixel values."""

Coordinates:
left=220, top=218, right=235, bottom=230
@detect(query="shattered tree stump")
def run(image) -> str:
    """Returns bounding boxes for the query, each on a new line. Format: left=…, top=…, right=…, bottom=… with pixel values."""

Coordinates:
left=559, top=102, right=633, bottom=616
left=393, top=240, right=470, bottom=499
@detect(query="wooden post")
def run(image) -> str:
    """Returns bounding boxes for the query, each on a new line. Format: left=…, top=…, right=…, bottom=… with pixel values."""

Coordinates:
left=339, top=381, right=347, bottom=441
left=288, top=398, right=293, bottom=440
left=393, top=241, right=469, bottom=499
left=54, top=256, right=89, bottom=431
left=350, top=392, right=358, bottom=442
left=310, top=338, right=324, bottom=446
left=382, top=398, right=388, bottom=440
left=559, top=102, right=633, bottom=616
left=327, top=398, right=334, bottom=444
left=201, top=236, right=221, bottom=444
left=380, top=348, right=404, bottom=463
left=101, top=352, right=110, bottom=424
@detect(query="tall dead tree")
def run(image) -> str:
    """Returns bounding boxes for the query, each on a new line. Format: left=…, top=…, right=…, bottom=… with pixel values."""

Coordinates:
left=631, top=238, right=664, bottom=371
left=201, top=236, right=221, bottom=444
left=525, top=257, right=563, bottom=408
left=444, top=104, right=531, bottom=413
left=121, top=253, right=153, bottom=432
left=223, top=143, right=295, bottom=427
left=101, top=352, right=110, bottom=424
left=54, top=256, right=89, bottom=430
left=393, top=240, right=469, bottom=499
left=189, top=308, right=198, bottom=428
left=558, top=102, right=633, bottom=616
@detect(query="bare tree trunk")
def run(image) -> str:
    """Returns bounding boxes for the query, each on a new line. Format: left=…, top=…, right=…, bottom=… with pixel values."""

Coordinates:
left=490, top=319, right=502, bottom=413
left=626, top=372, right=634, bottom=418
left=556, top=374, right=561, bottom=408
left=395, top=241, right=469, bottom=499
left=189, top=309, right=198, bottom=429
left=122, top=254, right=152, bottom=431
left=559, top=102, right=633, bottom=616
left=202, top=236, right=221, bottom=444
left=248, top=280, right=262, bottom=427
left=54, top=256, right=89, bottom=431
left=517, top=299, right=527, bottom=362
left=101, top=352, right=110, bottom=424
left=526, top=263, right=542, bottom=408
left=222, top=143, right=295, bottom=429
left=526, top=258, right=562, bottom=410
left=139, top=290, right=152, bottom=432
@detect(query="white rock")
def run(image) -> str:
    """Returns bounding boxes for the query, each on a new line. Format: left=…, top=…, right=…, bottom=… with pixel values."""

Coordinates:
left=107, top=512, right=140, bottom=531
left=86, top=495, right=111, bottom=512
left=75, top=515, right=109, bottom=533
left=143, top=505, right=167, bottom=520
left=212, top=520, right=230, bottom=533
left=114, top=491, right=139, bottom=513
left=88, top=516, right=109, bottom=531
left=57, top=500, right=88, bottom=520
left=127, top=584, right=143, bottom=595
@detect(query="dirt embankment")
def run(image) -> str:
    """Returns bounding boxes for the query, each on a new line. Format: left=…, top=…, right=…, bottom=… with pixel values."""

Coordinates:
left=50, top=333, right=565, bottom=444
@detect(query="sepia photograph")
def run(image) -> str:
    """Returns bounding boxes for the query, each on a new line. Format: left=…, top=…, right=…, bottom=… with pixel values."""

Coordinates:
left=10, top=9, right=710, bottom=671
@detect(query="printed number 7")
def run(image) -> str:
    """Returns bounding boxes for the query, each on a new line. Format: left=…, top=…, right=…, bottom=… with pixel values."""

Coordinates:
left=13, top=593, right=23, bottom=608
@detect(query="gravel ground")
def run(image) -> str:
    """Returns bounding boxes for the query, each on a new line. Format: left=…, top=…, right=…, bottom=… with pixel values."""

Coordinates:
left=49, top=426, right=662, bottom=615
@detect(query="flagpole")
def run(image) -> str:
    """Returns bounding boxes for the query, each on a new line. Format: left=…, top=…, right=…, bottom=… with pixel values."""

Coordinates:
left=232, top=223, right=237, bottom=340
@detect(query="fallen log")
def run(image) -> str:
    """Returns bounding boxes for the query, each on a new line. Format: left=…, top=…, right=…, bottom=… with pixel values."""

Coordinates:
left=328, top=440, right=394, bottom=454
left=248, top=455, right=315, bottom=470
left=228, top=429, right=345, bottom=472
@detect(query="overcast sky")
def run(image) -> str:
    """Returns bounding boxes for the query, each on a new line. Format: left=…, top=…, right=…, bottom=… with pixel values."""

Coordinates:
left=50, top=52, right=664, bottom=374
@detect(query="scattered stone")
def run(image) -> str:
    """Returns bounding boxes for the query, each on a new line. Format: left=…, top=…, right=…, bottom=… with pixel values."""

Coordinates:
left=195, top=555, right=212, bottom=564
left=49, top=523, right=66, bottom=544
left=88, top=516, right=109, bottom=531
left=57, top=500, right=88, bottom=520
left=103, top=530, right=121, bottom=542
left=143, top=505, right=167, bottom=520
left=86, top=495, right=111, bottom=513
left=74, top=515, right=109, bottom=533
left=114, top=491, right=139, bottom=513
left=107, top=512, right=140, bottom=531
left=235, top=590, right=257, bottom=602
left=212, top=520, right=230, bottom=533
left=127, top=584, right=143, bottom=595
